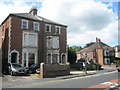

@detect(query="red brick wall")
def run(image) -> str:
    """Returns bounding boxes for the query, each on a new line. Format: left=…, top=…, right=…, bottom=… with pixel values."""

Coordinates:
left=11, top=16, right=22, bottom=63
left=38, top=22, right=45, bottom=63
left=96, top=49, right=104, bottom=65
left=1, top=17, right=10, bottom=66
left=2, top=18, right=10, bottom=56
left=40, top=63, right=70, bottom=78
left=60, top=26, right=67, bottom=53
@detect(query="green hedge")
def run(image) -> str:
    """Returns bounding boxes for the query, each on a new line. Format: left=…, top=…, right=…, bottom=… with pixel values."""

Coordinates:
left=89, top=60, right=102, bottom=70
left=113, top=60, right=120, bottom=64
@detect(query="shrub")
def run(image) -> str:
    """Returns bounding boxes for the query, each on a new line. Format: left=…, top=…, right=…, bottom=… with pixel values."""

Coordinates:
left=95, top=63, right=102, bottom=70
left=91, top=64, right=96, bottom=70
left=113, top=60, right=120, bottom=64
left=89, top=61, right=102, bottom=70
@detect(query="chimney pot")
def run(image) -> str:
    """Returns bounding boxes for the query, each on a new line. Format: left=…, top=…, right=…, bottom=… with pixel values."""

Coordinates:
left=29, top=7, right=37, bottom=15
left=96, top=37, right=101, bottom=42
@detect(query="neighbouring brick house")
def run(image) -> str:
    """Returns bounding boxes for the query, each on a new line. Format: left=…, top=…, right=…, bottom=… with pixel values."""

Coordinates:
left=77, top=38, right=115, bottom=65
left=0, top=7, right=68, bottom=71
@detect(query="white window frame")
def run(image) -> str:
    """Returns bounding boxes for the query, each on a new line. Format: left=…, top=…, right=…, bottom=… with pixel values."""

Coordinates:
left=55, top=26, right=61, bottom=34
left=21, top=19, right=28, bottom=29
left=22, top=52, right=38, bottom=67
left=22, top=52, right=27, bottom=67
left=104, top=58, right=110, bottom=64
left=23, top=33, right=28, bottom=46
left=33, top=22, right=39, bottom=31
left=104, top=50, right=109, bottom=56
left=46, top=24, right=51, bottom=32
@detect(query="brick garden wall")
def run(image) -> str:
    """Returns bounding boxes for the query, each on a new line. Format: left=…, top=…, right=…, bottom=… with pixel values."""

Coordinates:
left=40, top=63, right=70, bottom=78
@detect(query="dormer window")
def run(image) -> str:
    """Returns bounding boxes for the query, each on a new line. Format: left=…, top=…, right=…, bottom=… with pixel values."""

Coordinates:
left=21, top=20, right=28, bottom=29
left=46, top=24, right=51, bottom=32
left=55, top=26, right=61, bottom=34
left=33, top=22, right=39, bottom=31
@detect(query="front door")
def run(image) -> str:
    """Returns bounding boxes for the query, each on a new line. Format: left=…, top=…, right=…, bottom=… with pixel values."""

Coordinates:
left=11, top=52, right=17, bottom=63
left=28, top=53, right=35, bottom=67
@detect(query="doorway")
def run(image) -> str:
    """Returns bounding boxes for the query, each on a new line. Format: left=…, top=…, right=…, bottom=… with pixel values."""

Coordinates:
left=62, top=54, right=66, bottom=63
left=11, top=52, right=18, bottom=63
left=28, top=53, right=35, bottom=67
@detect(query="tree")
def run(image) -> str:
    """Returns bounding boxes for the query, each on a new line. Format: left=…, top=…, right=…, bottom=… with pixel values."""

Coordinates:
left=84, top=42, right=95, bottom=48
left=70, top=46, right=82, bottom=52
left=67, top=46, right=82, bottom=64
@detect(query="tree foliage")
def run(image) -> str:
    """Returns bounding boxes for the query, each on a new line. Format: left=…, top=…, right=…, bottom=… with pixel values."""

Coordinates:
left=113, top=60, right=120, bottom=64
left=68, top=46, right=82, bottom=64
left=84, top=42, right=95, bottom=48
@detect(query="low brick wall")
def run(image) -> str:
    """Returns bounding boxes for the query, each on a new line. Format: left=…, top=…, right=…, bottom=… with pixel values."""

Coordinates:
left=40, top=63, right=70, bottom=78
left=102, top=65, right=116, bottom=67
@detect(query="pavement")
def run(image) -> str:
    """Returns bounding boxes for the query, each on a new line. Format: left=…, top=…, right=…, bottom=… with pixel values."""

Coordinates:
left=2, top=66, right=119, bottom=89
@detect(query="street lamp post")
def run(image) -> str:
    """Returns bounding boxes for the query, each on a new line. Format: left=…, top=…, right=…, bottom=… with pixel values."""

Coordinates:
left=84, top=52, right=87, bottom=74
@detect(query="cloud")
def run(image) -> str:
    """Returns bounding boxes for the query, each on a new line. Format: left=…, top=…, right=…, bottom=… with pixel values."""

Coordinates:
left=40, top=0, right=118, bottom=46
left=0, top=1, right=32, bottom=23
left=0, top=0, right=118, bottom=46
left=0, top=0, right=43, bottom=24
left=68, top=21, right=118, bottom=45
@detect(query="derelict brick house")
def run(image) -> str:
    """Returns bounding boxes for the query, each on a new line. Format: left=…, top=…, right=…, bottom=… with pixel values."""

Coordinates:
left=0, top=7, right=68, bottom=70
left=77, top=38, right=115, bottom=65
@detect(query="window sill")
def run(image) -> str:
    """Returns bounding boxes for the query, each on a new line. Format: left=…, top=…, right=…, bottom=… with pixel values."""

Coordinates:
left=23, top=46, right=38, bottom=48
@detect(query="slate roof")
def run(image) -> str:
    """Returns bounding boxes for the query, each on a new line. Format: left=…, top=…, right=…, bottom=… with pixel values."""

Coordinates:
left=79, top=41, right=110, bottom=53
left=1, top=13, right=67, bottom=27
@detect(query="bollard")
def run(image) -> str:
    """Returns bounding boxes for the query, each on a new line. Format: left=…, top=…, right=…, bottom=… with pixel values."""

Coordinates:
left=40, top=62, right=44, bottom=79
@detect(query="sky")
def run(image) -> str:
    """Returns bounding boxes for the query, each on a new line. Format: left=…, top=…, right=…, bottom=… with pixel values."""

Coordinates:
left=0, top=0, right=119, bottom=47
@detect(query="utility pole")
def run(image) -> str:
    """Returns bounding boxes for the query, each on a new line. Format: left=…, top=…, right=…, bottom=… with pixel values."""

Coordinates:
left=84, top=52, right=87, bottom=74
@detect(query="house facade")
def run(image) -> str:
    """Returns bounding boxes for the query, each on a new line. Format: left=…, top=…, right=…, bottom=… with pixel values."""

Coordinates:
left=114, top=45, right=120, bottom=59
left=0, top=7, right=67, bottom=69
left=77, top=38, right=115, bottom=65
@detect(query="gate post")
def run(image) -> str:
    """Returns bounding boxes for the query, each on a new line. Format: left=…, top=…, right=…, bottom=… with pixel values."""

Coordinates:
left=40, top=62, right=44, bottom=79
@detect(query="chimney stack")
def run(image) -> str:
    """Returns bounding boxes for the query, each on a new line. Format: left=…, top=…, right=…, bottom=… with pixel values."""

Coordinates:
left=29, top=7, right=37, bottom=15
left=96, top=37, right=101, bottom=42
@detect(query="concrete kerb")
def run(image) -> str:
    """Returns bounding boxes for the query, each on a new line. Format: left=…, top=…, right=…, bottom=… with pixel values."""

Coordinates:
left=58, top=69, right=116, bottom=80
left=58, top=72, right=97, bottom=80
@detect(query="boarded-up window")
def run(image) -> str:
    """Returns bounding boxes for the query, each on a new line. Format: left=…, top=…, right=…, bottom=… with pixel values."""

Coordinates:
left=52, top=54, right=58, bottom=64
left=28, top=34, right=36, bottom=46
left=52, top=36, right=59, bottom=49
left=23, top=33, right=37, bottom=47
left=47, top=36, right=59, bottom=49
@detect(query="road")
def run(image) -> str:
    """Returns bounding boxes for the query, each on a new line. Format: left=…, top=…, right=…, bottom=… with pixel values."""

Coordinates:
left=6, top=71, right=119, bottom=88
